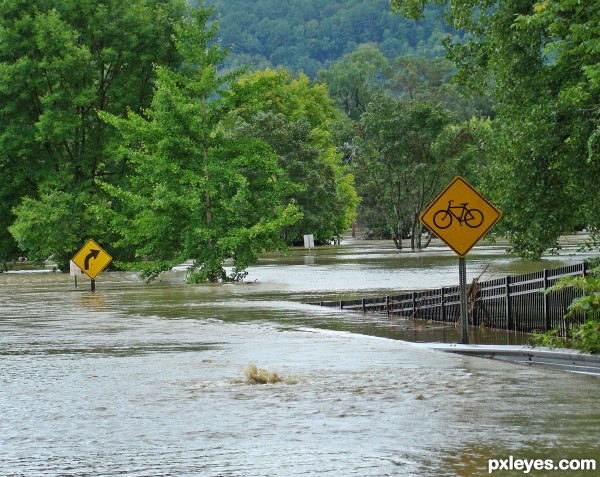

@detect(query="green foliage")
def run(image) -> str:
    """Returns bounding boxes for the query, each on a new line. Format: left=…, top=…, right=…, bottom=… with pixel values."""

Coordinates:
left=546, top=266, right=600, bottom=320
left=229, top=69, right=358, bottom=244
left=392, top=0, right=600, bottom=259
left=100, top=9, right=303, bottom=283
left=385, top=56, right=493, bottom=120
left=9, top=190, right=108, bottom=270
left=318, top=44, right=389, bottom=121
left=3, top=1, right=360, bottom=279
left=570, top=320, right=600, bottom=355
left=2, top=0, right=186, bottom=266
left=318, top=48, right=492, bottom=123
left=206, top=0, right=458, bottom=77
left=529, top=328, right=568, bottom=350
left=536, top=265, right=600, bottom=353
left=318, top=46, right=493, bottom=244
left=353, top=95, right=490, bottom=248
left=530, top=321, right=600, bottom=355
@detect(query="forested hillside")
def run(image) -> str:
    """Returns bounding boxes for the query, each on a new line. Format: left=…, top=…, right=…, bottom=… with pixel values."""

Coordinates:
left=204, top=0, right=457, bottom=76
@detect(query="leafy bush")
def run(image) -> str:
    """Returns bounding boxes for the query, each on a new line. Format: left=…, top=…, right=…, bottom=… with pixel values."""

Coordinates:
left=530, top=328, right=567, bottom=350
left=531, top=264, right=600, bottom=354
left=570, top=319, right=600, bottom=354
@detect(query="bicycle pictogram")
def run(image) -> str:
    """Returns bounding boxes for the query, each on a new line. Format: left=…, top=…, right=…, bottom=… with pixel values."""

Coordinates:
left=432, top=200, right=484, bottom=229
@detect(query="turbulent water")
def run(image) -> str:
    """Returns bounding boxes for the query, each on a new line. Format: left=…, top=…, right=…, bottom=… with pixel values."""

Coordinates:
left=1, top=241, right=599, bottom=476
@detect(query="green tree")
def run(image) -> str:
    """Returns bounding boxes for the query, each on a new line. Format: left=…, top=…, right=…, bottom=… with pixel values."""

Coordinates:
left=100, top=9, right=301, bottom=283
left=2, top=0, right=186, bottom=268
left=384, top=56, right=493, bottom=120
left=318, top=44, right=389, bottom=121
left=354, top=95, right=490, bottom=249
left=391, top=0, right=600, bottom=258
left=228, top=69, right=358, bottom=244
left=318, top=47, right=493, bottom=144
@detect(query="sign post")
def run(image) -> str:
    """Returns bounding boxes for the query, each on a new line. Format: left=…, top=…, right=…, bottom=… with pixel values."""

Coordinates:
left=458, top=257, right=469, bottom=344
left=419, top=177, right=501, bottom=343
left=71, top=239, right=112, bottom=291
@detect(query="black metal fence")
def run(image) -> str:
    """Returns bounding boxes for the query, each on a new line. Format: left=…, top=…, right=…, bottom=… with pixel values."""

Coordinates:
left=310, top=262, right=591, bottom=334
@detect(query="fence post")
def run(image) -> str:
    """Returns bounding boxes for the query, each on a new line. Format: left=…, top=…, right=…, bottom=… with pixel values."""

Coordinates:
left=386, top=295, right=390, bottom=315
left=505, top=276, right=513, bottom=331
left=441, top=287, right=446, bottom=322
left=339, top=300, right=343, bottom=310
left=543, top=269, right=550, bottom=331
left=412, top=292, right=417, bottom=317
left=362, top=298, right=366, bottom=313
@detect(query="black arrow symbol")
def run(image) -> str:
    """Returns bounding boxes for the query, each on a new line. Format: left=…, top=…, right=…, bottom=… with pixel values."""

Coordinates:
left=84, top=249, right=100, bottom=270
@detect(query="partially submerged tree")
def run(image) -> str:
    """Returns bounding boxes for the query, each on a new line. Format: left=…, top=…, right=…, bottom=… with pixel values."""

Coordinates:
left=100, top=8, right=301, bottom=282
left=354, top=95, right=491, bottom=249
left=228, top=69, right=358, bottom=244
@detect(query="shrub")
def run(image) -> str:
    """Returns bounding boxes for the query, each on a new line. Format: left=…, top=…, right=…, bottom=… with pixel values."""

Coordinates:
left=531, top=264, right=600, bottom=354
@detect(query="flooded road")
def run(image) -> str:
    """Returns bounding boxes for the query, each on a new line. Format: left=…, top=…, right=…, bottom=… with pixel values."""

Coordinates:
left=1, top=240, right=599, bottom=476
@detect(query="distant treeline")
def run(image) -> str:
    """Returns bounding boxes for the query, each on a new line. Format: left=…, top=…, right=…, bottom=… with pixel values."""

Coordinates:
left=203, top=0, right=459, bottom=76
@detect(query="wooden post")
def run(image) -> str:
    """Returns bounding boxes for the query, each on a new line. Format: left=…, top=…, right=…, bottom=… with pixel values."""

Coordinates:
left=91, top=279, right=96, bottom=292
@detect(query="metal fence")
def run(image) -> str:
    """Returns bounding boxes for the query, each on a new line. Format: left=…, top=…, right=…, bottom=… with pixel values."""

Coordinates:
left=310, top=262, right=591, bottom=334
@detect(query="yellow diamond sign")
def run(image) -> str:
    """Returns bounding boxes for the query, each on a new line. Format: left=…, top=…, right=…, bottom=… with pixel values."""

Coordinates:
left=71, top=239, right=112, bottom=280
left=419, top=176, right=501, bottom=257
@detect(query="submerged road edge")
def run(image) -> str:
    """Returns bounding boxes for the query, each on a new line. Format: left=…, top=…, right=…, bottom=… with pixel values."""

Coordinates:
left=413, top=343, right=600, bottom=377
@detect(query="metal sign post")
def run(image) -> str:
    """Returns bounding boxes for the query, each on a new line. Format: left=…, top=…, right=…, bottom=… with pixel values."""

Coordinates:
left=459, top=257, right=469, bottom=344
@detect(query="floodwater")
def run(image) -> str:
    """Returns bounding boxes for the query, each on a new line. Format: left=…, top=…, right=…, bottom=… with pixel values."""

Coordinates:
left=1, top=240, right=599, bottom=476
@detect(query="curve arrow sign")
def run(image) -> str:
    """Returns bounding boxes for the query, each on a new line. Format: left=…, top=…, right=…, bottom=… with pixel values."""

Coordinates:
left=71, top=239, right=112, bottom=280
left=84, top=249, right=100, bottom=270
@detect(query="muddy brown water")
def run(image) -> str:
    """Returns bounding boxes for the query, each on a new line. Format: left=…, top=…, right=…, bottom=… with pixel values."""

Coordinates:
left=1, top=240, right=599, bottom=476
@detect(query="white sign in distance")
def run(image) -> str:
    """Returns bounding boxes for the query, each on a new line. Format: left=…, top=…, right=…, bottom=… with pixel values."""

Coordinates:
left=303, top=234, right=314, bottom=250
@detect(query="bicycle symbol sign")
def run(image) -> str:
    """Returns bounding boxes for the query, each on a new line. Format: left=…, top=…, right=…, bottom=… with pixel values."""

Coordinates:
left=433, top=201, right=484, bottom=229
left=420, top=176, right=501, bottom=257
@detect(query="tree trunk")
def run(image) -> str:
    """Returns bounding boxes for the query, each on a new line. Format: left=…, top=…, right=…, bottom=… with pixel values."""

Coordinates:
left=392, top=219, right=403, bottom=249
left=203, top=143, right=212, bottom=227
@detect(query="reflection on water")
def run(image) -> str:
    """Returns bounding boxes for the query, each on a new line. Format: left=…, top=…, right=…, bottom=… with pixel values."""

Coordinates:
left=1, top=240, right=599, bottom=476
